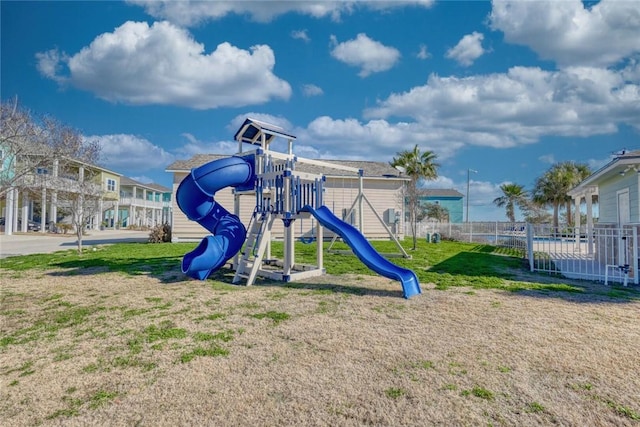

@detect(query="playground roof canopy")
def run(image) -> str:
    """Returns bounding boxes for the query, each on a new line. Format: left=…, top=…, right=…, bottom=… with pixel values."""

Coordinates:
left=234, top=118, right=296, bottom=146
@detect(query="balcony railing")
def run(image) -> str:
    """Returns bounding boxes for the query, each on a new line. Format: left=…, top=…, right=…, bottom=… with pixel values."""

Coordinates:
left=18, top=174, right=102, bottom=195
left=119, top=197, right=166, bottom=209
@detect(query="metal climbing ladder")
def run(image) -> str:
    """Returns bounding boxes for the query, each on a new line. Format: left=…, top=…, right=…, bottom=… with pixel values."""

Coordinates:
left=233, top=210, right=274, bottom=286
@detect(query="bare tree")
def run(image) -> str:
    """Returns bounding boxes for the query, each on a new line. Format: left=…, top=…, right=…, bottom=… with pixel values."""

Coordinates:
left=0, top=98, right=51, bottom=197
left=424, top=202, right=449, bottom=223
left=1, top=97, right=103, bottom=252
left=48, top=120, right=102, bottom=253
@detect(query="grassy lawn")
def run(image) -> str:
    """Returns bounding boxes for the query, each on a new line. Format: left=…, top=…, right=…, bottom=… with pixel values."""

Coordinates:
left=1, top=239, right=639, bottom=426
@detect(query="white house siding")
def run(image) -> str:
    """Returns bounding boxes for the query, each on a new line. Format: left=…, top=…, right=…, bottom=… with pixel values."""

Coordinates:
left=171, top=173, right=405, bottom=241
left=323, top=177, right=404, bottom=238
left=598, top=173, right=640, bottom=224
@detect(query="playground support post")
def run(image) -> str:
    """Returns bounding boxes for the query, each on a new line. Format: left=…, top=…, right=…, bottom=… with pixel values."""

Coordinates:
left=283, top=170, right=294, bottom=278
left=316, top=218, right=324, bottom=270
left=358, top=170, right=364, bottom=234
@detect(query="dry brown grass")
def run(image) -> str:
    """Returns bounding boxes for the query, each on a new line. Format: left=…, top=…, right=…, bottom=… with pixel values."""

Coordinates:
left=1, top=269, right=639, bottom=426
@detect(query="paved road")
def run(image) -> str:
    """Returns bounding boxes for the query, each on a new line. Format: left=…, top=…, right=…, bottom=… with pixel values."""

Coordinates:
left=0, top=229, right=150, bottom=259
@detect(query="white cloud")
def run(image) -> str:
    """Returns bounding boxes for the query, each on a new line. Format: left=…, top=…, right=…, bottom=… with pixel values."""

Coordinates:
left=227, top=113, right=294, bottom=136
left=417, top=44, right=431, bottom=60
left=85, top=134, right=175, bottom=173
left=464, top=180, right=500, bottom=207
left=302, top=84, right=324, bottom=97
left=421, top=175, right=456, bottom=190
left=174, top=133, right=238, bottom=159
left=295, top=116, right=465, bottom=161
left=587, top=154, right=616, bottom=172
left=364, top=66, right=640, bottom=147
left=127, top=0, right=434, bottom=26
left=489, top=0, right=640, bottom=68
left=35, top=49, right=68, bottom=85
left=36, top=21, right=291, bottom=109
left=445, top=31, right=486, bottom=67
left=330, top=33, right=401, bottom=77
left=291, top=29, right=310, bottom=42
left=292, top=144, right=324, bottom=160
left=538, top=154, right=555, bottom=164
left=129, top=175, right=154, bottom=184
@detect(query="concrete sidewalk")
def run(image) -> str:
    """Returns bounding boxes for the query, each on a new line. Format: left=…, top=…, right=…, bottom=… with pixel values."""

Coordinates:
left=0, top=229, right=150, bottom=259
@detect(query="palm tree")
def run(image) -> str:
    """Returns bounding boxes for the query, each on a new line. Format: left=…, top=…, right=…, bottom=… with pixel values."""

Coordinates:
left=532, top=167, right=565, bottom=229
left=532, top=161, right=591, bottom=229
left=559, top=162, right=591, bottom=225
left=493, top=183, right=528, bottom=222
left=390, top=145, right=439, bottom=250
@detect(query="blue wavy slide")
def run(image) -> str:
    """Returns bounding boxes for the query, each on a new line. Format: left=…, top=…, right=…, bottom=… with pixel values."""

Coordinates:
left=176, top=156, right=254, bottom=280
left=301, top=205, right=421, bottom=298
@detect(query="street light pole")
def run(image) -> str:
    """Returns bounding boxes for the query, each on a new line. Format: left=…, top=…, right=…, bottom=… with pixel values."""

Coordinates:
left=466, top=168, right=477, bottom=223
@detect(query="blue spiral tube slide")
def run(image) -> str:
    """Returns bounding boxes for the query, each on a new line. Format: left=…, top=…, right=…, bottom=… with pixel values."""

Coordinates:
left=176, top=156, right=254, bottom=280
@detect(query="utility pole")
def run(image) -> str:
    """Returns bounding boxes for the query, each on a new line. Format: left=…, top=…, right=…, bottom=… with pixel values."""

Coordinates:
left=466, top=168, right=477, bottom=222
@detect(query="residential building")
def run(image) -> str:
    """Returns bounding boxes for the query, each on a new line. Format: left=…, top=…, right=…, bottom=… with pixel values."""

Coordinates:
left=568, top=149, right=639, bottom=268
left=1, top=155, right=172, bottom=234
left=568, top=150, right=639, bottom=229
left=418, top=189, right=464, bottom=223
left=1, top=157, right=121, bottom=234
left=110, top=177, right=171, bottom=228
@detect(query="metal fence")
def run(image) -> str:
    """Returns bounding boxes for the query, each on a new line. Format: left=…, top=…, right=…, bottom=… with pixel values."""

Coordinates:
left=525, top=224, right=637, bottom=286
left=409, top=221, right=528, bottom=248
left=410, top=221, right=638, bottom=285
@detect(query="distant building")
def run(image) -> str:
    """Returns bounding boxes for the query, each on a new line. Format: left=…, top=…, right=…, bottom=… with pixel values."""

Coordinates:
left=1, top=152, right=171, bottom=233
left=1, top=157, right=122, bottom=233
left=419, top=189, right=464, bottom=223
left=105, top=177, right=172, bottom=228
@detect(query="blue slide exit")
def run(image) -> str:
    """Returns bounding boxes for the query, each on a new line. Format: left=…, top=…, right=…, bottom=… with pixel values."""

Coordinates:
left=301, top=205, right=421, bottom=299
left=176, top=156, right=254, bottom=280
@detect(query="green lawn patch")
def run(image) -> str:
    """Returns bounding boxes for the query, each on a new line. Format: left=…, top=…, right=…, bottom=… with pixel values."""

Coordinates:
left=0, top=238, right=620, bottom=295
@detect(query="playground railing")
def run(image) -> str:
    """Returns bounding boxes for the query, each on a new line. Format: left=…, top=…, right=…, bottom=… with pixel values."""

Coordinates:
left=254, top=166, right=324, bottom=216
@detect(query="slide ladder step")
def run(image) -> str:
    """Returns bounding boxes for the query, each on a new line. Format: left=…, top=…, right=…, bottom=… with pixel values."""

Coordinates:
left=233, top=211, right=274, bottom=286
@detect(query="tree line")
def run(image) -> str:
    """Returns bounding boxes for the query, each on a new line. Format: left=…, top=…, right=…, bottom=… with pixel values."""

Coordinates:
left=390, top=145, right=593, bottom=249
left=492, top=162, right=592, bottom=227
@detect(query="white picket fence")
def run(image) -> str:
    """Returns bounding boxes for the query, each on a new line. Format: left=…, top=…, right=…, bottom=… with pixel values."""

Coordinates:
left=411, top=221, right=638, bottom=285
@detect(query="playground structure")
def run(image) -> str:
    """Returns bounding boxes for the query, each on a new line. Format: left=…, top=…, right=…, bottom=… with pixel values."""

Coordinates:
left=176, top=118, right=421, bottom=298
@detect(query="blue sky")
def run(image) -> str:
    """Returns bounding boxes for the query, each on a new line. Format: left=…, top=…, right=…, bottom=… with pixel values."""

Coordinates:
left=2, top=0, right=639, bottom=221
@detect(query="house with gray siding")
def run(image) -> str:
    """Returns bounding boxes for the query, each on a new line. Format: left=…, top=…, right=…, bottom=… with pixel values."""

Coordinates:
left=569, top=150, right=640, bottom=228
left=568, top=150, right=640, bottom=271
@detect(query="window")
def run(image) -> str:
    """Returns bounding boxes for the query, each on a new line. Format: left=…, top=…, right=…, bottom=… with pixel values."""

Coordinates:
left=106, top=179, right=116, bottom=192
